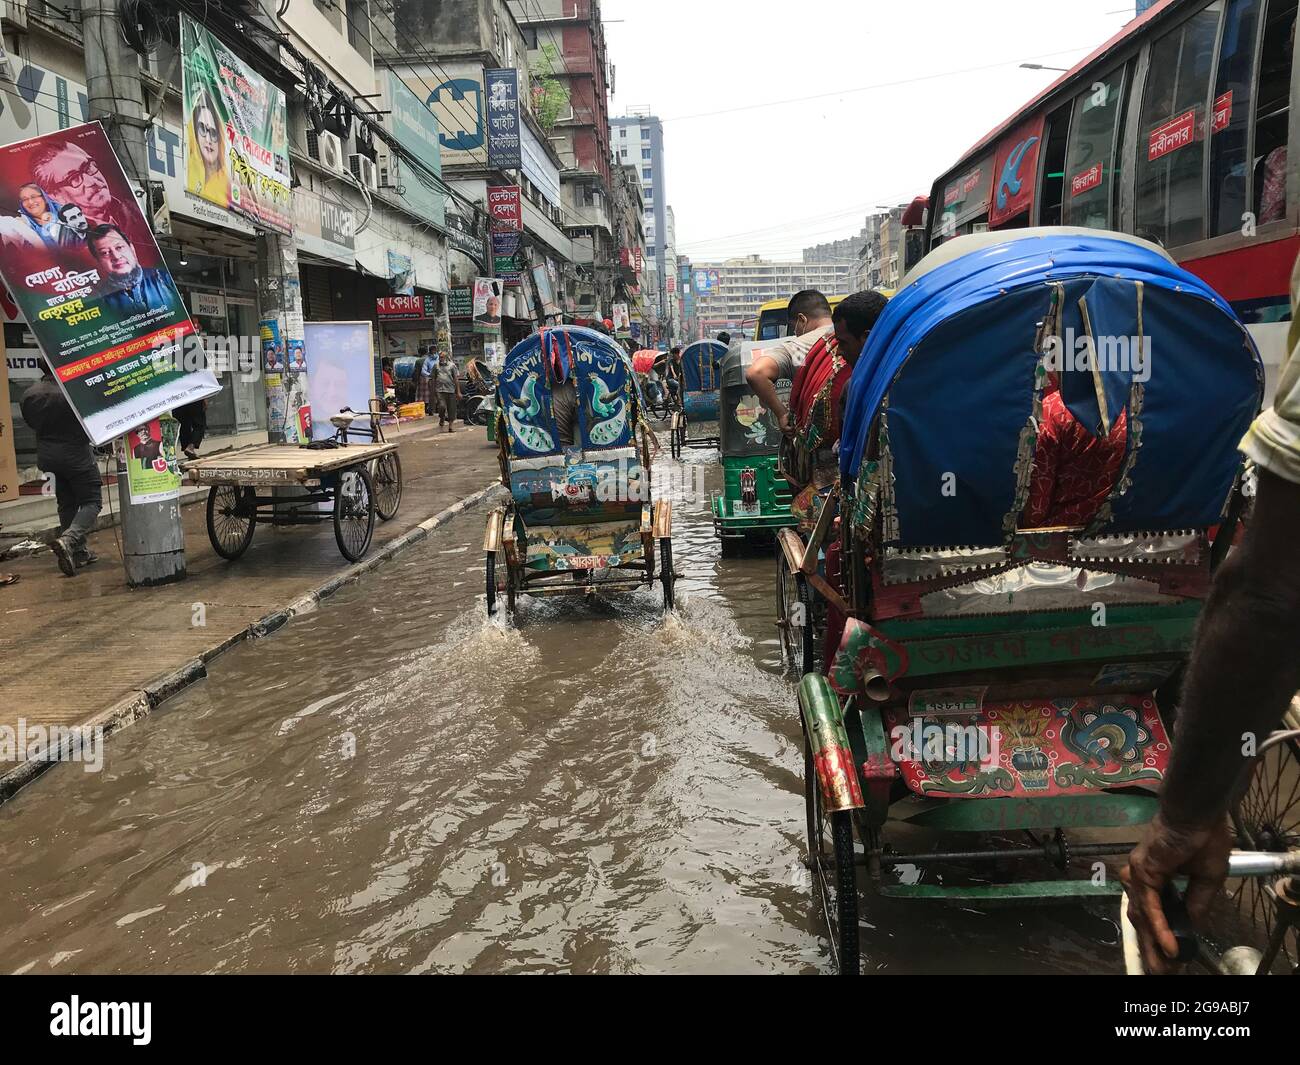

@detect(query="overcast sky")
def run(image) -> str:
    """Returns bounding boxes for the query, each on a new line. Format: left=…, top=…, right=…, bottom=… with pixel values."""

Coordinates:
left=600, top=0, right=1138, bottom=263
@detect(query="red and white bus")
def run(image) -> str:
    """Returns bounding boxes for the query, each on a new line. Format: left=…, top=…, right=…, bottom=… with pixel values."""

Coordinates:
left=925, top=0, right=1298, bottom=396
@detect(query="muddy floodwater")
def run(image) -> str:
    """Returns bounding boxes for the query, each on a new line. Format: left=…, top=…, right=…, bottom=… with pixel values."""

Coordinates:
left=0, top=444, right=1124, bottom=974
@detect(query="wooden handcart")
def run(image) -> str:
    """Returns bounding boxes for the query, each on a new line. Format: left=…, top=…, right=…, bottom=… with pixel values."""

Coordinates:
left=181, top=430, right=402, bottom=563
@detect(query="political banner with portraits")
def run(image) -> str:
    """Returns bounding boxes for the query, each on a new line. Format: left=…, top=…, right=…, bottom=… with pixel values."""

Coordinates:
left=473, top=277, right=504, bottom=335
left=0, top=123, right=213, bottom=446
left=181, top=16, right=292, bottom=234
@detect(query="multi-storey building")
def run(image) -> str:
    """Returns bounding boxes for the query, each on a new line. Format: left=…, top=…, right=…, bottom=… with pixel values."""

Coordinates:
left=610, top=110, right=668, bottom=335
left=508, top=0, right=616, bottom=321
left=691, top=255, right=855, bottom=333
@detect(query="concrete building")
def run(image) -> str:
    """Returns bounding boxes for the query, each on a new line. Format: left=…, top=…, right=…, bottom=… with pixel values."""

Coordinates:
left=691, top=255, right=854, bottom=334
left=611, top=110, right=669, bottom=338
left=508, top=0, right=617, bottom=322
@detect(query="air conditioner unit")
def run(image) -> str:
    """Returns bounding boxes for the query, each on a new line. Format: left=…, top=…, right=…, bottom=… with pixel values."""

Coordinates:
left=379, top=154, right=398, bottom=189
left=317, top=130, right=344, bottom=175
left=349, top=154, right=378, bottom=191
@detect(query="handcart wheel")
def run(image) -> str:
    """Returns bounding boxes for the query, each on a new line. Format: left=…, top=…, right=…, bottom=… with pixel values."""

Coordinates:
left=804, top=728, right=860, bottom=975
left=660, top=537, right=675, bottom=610
left=373, top=451, right=403, bottom=521
left=486, top=551, right=498, bottom=617
left=206, top=485, right=256, bottom=561
left=777, top=550, right=815, bottom=676
left=1229, top=735, right=1300, bottom=967
left=333, top=465, right=376, bottom=562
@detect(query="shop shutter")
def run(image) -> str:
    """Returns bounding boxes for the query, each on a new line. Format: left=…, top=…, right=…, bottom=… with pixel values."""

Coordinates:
left=301, top=265, right=334, bottom=321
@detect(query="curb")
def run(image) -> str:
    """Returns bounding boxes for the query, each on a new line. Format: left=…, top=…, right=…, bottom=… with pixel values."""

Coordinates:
left=0, top=480, right=501, bottom=805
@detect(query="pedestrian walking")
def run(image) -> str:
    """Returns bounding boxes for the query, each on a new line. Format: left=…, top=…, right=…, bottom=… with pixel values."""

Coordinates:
left=415, top=344, right=435, bottom=415
left=19, top=363, right=101, bottom=576
left=435, top=352, right=460, bottom=433
left=176, top=398, right=207, bottom=460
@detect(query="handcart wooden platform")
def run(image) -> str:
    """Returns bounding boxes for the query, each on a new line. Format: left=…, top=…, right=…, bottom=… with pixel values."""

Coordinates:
left=181, top=431, right=402, bottom=563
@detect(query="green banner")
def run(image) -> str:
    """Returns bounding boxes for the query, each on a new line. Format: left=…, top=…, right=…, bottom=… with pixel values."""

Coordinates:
left=181, top=16, right=292, bottom=234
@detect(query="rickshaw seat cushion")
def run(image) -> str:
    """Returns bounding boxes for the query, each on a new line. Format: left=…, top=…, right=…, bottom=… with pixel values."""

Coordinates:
left=509, top=446, right=645, bottom=527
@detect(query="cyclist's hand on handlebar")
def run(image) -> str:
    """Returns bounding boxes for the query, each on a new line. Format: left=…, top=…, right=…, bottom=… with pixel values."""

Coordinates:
left=1120, top=812, right=1232, bottom=974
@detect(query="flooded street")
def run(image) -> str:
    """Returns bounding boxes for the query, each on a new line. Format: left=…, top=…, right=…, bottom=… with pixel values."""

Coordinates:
left=0, top=444, right=1123, bottom=974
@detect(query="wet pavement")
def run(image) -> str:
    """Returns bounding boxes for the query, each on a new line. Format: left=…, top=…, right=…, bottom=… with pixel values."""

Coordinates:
left=0, top=440, right=1127, bottom=974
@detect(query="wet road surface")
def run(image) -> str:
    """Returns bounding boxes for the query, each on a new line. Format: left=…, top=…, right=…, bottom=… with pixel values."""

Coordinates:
left=0, top=442, right=1126, bottom=974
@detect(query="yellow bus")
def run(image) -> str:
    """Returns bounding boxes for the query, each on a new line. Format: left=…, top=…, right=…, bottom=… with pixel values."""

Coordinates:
left=750, top=292, right=894, bottom=340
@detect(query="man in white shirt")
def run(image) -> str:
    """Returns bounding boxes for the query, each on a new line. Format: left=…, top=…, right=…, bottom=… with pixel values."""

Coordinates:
left=744, top=289, right=834, bottom=436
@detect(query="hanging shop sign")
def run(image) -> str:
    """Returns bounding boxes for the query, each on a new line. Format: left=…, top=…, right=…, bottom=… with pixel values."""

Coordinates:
left=0, top=123, right=213, bottom=445
left=448, top=286, right=472, bottom=317
left=180, top=16, right=292, bottom=234
left=492, top=228, right=523, bottom=285
left=377, top=294, right=441, bottom=320
left=487, top=185, right=522, bottom=231
left=484, top=68, right=522, bottom=170
left=445, top=211, right=487, bottom=266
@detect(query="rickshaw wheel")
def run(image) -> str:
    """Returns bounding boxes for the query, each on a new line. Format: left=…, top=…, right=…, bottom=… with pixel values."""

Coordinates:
left=485, top=552, right=498, bottom=617
left=333, top=466, right=376, bottom=562
left=660, top=537, right=675, bottom=609
left=804, top=728, right=860, bottom=975
left=206, top=485, right=256, bottom=560
left=1229, top=735, right=1300, bottom=967
left=373, top=452, right=403, bottom=521
left=777, top=551, right=814, bottom=676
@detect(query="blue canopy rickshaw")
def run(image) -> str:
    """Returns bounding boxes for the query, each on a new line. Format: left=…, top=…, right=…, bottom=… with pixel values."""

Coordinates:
left=670, top=339, right=725, bottom=457
left=486, top=326, right=675, bottom=615
left=793, top=229, right=1263, bottom=972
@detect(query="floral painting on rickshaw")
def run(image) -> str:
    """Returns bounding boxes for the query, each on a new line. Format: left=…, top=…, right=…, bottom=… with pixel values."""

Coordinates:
left=883, top=695, right=1170, bottom=800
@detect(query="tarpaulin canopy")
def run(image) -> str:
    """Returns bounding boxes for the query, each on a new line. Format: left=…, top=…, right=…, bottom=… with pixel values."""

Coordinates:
left=681, top=340, right=725, bottom=393
left=840, top=228, right=1262, bottom=545
left=631, top=350, right=658, bottom=375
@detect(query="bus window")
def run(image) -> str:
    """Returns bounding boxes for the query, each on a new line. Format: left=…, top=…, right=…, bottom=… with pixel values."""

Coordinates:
left=1255, top=0, right=1297, bottom=224
left=1063, top=67, right=1127, bottom=230
left=1135, top=1, right=1224, bottom=247
left=1210, top=0, right=1264, bottom=235
left=1038, top=103, right=1072, bottom=226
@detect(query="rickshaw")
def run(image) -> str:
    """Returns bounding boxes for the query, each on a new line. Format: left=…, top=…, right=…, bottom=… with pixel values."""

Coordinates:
left=795, top=229, right=1264, bottom=973
left=669, top=339, right=725, bottom=458
left=631, top=349, right=670, bottom=419
left=484, top=326, right=675, bottom=615
left=710, top=340, right=796, bottom=553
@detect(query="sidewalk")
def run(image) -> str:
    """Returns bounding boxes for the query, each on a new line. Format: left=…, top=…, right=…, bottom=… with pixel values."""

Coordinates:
left=0, top=417, right=502, bottom=800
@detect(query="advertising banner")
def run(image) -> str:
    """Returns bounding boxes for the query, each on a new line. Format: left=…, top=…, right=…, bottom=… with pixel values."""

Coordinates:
left=386, top=70, right=446, bottom=229
left=988, top=115, right=1044, bottom=227
left=123, top=414, right=181, bottom=504
left=473, top=277, right=504, bottom=334
left=304, top=321, right=375, bottom=441
left=531, top=262, right=559, bottom=318
left=0, top=123, right=213, bottom=445
left=484, top=68, right=522, bottom=170
left=388, top=250, right=414, bottom=295
left=487, top=184, right=522, bottom=231
left=181, top=16, right=292, bottom=234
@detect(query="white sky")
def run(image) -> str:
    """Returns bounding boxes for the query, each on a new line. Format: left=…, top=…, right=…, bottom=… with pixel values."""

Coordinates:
left=601, top=0, right=1138, bottom=262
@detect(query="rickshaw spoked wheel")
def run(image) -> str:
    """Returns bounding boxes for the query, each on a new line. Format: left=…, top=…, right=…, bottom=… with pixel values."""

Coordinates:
left=804, top=727, right=859, bottom=975
left=777, top=550, right=815, bottom=677
left=1229, top=736, right=1300, bottom=967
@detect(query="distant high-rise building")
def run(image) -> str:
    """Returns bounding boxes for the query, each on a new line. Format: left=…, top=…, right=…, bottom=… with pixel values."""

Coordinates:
left=611, top=111, right=669, bottom=331
left=690, top=255, right=854, bottom=333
